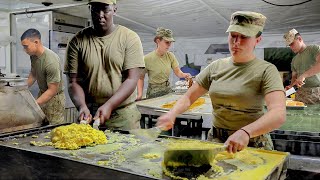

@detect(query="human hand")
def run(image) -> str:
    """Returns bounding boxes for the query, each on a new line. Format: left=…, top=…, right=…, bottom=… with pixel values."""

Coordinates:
left=156, top=112, right=176, bottom=130
left=94, top=103, right=113, bottom=125
left=184, top=73, right=192, bottom=79
left=224, top=129, right=250, bottom=153
left=285, top=85, right=292, bottom=91
left=136, top=95, right=142, bottom=101
left=79, top=105, right=92, bottom=124
left=295, top=75, right=306, bottom=87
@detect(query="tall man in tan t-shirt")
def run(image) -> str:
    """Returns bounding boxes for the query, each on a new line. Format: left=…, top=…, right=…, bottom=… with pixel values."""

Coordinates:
left=21, top=28, right=65, bottom=125
left=64, top=0, right=145, bottom=130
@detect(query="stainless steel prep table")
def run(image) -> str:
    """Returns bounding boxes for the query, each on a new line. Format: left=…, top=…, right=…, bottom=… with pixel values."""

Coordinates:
left=136, top=94, right=213, bottom=138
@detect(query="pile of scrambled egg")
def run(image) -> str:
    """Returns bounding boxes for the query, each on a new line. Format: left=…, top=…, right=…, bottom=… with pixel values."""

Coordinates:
left=51, top=123, right=107, bottom=150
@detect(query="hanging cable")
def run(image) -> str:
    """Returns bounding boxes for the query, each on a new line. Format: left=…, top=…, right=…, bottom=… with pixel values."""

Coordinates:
left=261, top=0, right=312, bottom=6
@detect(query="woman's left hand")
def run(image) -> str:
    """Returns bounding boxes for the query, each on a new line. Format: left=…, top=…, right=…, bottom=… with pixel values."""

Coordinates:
left=224, top=129, right=250, bottom=153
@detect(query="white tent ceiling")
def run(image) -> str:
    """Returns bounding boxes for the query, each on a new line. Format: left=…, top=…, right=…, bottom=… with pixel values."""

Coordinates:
left=2, top=0, right=320, bottom=38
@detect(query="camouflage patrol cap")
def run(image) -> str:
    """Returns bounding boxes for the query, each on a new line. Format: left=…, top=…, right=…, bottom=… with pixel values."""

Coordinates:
left=283, top=29, right=299, bottom=46
left=156, top=27, right=175, bottom=42
left=88, top=0, right=116, bottom=4
left=226, top=11, right=266, bottom=37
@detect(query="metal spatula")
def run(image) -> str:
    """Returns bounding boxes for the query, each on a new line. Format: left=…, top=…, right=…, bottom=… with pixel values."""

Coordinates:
left=129, top=127, right=162, bottom=142
left=92, top=118, right=100, bottom=130
left=164, top=145, right=227, bottom=166
left=80, top=118, right=100, bottom=130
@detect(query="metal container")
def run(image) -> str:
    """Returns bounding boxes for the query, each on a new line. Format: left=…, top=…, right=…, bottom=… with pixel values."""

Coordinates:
left=0, top=75, right=45, bottom=133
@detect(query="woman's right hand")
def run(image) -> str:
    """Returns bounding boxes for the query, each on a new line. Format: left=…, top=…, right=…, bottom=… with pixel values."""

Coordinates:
left=79, top=105, right=92, bottom=123
left=157, top=112, right=176, bottom=130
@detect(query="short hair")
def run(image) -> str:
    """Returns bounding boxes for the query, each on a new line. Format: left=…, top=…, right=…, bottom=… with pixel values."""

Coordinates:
left=295, top=33, right=301, bottom=38
left=153, top=36, right=163, bottom=43
left=20, top=28, right=41, bottom=41
left=256, top=31, right=262, bottom=38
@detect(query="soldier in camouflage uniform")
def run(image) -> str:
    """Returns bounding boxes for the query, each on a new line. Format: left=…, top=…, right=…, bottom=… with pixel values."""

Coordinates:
left=64, top=0, right=145, bottom=130
left=136, top=27, right=191, bottom=100
left=21, top=28, right=65, bottom=125
left=157, top=11, right=286, bottom=153
left=283, top=29, right=320, bottom=104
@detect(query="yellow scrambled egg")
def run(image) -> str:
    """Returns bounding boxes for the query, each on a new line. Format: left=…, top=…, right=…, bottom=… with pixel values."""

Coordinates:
left=50, top=123, right=107, bottom=150
left=161, top=97, right=205, bottom=110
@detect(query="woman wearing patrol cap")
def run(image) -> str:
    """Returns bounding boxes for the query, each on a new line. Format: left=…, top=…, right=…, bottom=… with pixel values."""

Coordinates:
left=137, top=27, right=191, bottom=100
left=157, top=11, right=286, bottom=153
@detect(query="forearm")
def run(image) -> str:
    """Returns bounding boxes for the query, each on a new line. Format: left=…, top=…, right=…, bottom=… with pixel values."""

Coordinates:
left=302, top=62, right=320, bottom=78
left=137, top=78, right=144, bottom=97
left=174, top=67, right=188, bottom=78
left=69, top=82, right=87, bottom=110
left=27, top=74, right=35, bottom=87
left=242, top=91, right=286, bottom=138
left=242, top=108, right=286, bottom=138
left=36, top=89, right=57, bottom=105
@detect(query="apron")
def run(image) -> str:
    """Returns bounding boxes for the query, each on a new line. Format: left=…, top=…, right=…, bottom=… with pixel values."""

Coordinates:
left=146, top=81, right=173, bottom=99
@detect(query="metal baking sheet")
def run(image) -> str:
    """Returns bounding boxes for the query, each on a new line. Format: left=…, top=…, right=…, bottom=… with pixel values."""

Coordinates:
left=136, top=94, right=212, bottom=115
left=286, top=105, right=307, bottom=110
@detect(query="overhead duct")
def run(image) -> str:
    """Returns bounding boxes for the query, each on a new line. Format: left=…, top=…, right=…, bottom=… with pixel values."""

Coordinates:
left=204, top=44, right=229, bottom=54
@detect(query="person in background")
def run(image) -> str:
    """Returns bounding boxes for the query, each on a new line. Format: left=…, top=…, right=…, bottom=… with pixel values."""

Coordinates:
left=64, top=0, right=145, bottom=130
left=137, top=27, right=191, bottom=100
left=283, top=29, right=320, bottom=104
left=21, top=28, right=65, bottom=125
left=157, top=11, right=286, bottom=153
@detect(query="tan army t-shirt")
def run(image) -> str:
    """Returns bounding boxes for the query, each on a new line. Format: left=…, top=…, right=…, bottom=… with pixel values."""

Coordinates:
left=31, top=47, right=64, bottom=94
left=144, top=51, right=179, bottom=84
left=196, top=57, right=284, bottom=130
left=291, top=45, right=320, bottom=87
left=64, top=25, right=145, bottom=106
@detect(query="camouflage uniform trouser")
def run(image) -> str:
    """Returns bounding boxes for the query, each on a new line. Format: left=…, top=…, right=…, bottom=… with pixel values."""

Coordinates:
left=146, top=81, right=173, bottom=99
left=40, top=93, right=66, bottom=125
left=89, top=102, right=141, bottom=131
left=295, top=87, right=320, bottom=105
left=207, top=126, right=274, bottom=150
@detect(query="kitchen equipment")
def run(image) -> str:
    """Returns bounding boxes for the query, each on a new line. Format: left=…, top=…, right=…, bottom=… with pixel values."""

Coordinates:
left=129, top=126, right=162, bottom=142
left=0, top=125, right=289, bottom=180
left=163, top=145, right=227, bottom=166
left=0, top=75, right=45, bottom=133
left=80, top=118, right=100, bottom=130
left=93, top=118, right=100, bottom=130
